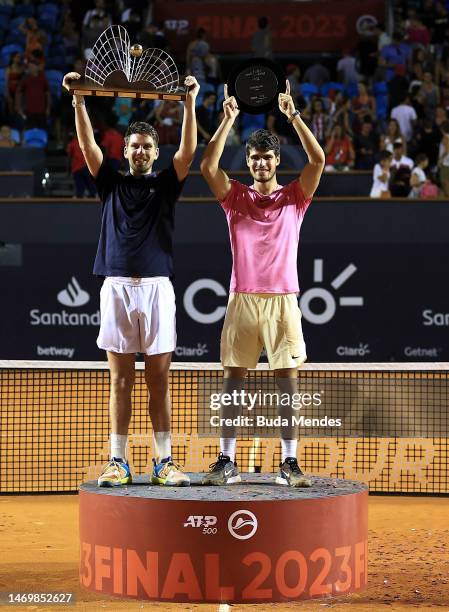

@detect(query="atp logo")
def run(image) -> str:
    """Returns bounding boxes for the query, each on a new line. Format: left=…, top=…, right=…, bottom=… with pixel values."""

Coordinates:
left=57, top=277, right=90, bottom=308
left=227, top=510, right=258, bottom=540
left=300, top=259, right=364, bottom=325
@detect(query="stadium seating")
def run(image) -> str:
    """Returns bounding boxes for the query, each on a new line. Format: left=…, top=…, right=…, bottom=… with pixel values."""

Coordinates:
left=23, top=128, right=48, bottom=148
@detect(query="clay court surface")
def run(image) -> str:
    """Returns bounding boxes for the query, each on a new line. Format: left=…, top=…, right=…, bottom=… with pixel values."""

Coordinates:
left=1, top=495, right=448, bottom=611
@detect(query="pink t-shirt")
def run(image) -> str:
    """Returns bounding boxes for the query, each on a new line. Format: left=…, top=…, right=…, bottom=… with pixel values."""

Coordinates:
left=220, top=179, right=312, bottom=293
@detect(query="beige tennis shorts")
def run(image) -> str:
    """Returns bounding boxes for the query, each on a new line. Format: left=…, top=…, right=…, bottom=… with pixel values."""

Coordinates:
left=220, top=292, right=307, bottom=370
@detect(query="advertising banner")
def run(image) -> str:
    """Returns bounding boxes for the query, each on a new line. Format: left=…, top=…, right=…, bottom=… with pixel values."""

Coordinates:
left=1, top=242, right=448, bottom=362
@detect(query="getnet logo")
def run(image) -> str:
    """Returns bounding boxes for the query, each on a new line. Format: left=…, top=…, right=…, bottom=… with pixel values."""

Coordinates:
left=30, top=277, right=99, bottom=327
left=57, top=277, right=90, bottom=307
left=300, top=259, right=364, bottom=325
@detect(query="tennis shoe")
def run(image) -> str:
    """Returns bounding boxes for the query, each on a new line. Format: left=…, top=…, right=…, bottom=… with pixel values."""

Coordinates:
left=97, top=457, right=132, bottom=487
left=151, top=456, right=190, bottom=486
left=276, top=457, right=312, bottom=487
left=202, top=452, right=242, bottom=485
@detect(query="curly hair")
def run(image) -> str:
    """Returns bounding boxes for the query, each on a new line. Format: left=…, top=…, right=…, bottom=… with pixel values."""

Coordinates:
left=125, top=122, right=159, bottom=147
left=245, top=129, right=280, bottom=158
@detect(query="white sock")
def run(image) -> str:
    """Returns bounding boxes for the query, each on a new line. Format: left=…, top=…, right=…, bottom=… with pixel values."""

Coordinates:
left=281, top=439, right=297, bottom=462
left=153, top=431, right=171, bottom=461
left=220, top=438, right=236, bottom=462
left=110, top=434, right=128, bottom=460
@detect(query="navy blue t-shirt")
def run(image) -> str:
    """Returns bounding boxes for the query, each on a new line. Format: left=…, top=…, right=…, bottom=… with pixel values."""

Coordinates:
left=93, top=162, right=185, bottom=277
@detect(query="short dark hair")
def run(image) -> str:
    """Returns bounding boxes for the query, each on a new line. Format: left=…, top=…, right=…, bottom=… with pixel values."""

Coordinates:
left=415, top=153, right=428, bottom=164
left=125, top=122, right=159, bottom=147
left=379, top=150, right=392, bottom=162
left=258, top=16, right=268, bottom=29
left=246, top=129, right=280, bottom=157
left=393, top=140, right=403, bottom=150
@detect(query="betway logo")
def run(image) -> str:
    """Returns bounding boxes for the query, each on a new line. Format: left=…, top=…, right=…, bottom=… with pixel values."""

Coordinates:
left=57, top=277, right=90, bottom=307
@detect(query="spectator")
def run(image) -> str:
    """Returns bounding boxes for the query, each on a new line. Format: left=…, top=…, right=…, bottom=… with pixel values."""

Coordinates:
left=286, top=64, right=302, bottom=104
left=434, top=106, right=448, bottom=130
left=415, top=118, right=441, bottom=169
left=328, top=93, right=352, bottom=135
left=390, top=141, right=414, bottom=196
left=15, top=60, right=50, bottom=129
left=204, top=52, right=221, bottom=87
left=410, top=47, right=434, bottom=83
left=101, top=124, right=124, bottom=171
left=324, top=125, right=355, bottom=171
left=388, top=65, right=410, bottom=111
left=67, top=134, right=96, bottom=198
left=186, top=28, right=210, bottom=77
left=113, top=97, right=134, bottom=134
left=351, top=83, right=376, bottom=132
left=120, top=7, right=141, bottom=40
left=267, top=104, right=293, bottom=144
left=391, top=95, right=417, bottom=142
left=438, top=120, right=449, bottom=196
left=303, top=97, right=329, bottom=146
left=303, top=61, right=330, bottom=88
left=153, top=100, right=182, bottom=145
left=370, top=150, right=392, bottom=198
left=380, top=118, right=406, bottom=152
left=380, top=32, right=411, bottom=81
left=5, top=53, right=24, bottom=118
left=196, top=92, right=217, bottom=144
left=419, top=72, right=440, bottom=119
left=337, top=48, right=360, bottom=85
left=409, top=153, right=430, bottom=198
left=432, top=1, right=449, bottom=60
left=251, top=16, right=272, bottom=59
left=19, top=17, right=47, bottom=66
left=405, top=16, right=431, bottom=48
left=83, top=0, right=112, bottom=28
left=0, top=125, right=16, bottom=148
left=61, top=14, right=81, bottom=68
left=139, top=22, right=168, bottom=51
left=217, top=111, right=240, bottom=145
left=354, top=120, right=377, bottom=169
left=373, top=22, right=391, bottom=52
left=82, top=13, right=110, bottom=58
left=421, top=0, right=437, bottom=31
left=356, top=27, right=378, bottom=79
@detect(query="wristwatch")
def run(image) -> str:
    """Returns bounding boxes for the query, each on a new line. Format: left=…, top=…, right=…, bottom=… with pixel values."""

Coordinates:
left=72, top=99, right=85, bottom=108
left=288, top=110, right=301, bottom=123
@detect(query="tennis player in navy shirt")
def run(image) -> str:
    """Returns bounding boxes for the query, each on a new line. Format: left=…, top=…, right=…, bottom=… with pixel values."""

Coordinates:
left=63, top=71, right=200, bottom=487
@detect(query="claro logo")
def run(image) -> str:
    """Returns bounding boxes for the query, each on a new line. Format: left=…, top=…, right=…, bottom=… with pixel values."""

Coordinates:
left=300, top=259, right=364, bottom=325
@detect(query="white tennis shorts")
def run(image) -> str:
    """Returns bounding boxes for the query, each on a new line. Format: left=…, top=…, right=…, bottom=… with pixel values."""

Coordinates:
left=97, top=276, right=176, bottom=355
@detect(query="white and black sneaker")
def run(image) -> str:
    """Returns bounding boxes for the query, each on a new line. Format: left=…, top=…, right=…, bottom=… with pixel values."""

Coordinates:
left=202, top=453, right=242, bottom=486
left=276, top=457, right=312, bottom=487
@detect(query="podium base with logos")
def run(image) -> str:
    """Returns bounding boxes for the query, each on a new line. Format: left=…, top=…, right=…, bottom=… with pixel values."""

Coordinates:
left=79, top=474, right=368, bottom=604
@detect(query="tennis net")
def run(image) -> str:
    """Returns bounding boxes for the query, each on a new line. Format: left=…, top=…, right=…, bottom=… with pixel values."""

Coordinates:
left=1, top=361, right=448, bottom=493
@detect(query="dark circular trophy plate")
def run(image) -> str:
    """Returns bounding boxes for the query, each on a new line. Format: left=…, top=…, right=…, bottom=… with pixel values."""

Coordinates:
left=227, top=58, right=285, bottom=115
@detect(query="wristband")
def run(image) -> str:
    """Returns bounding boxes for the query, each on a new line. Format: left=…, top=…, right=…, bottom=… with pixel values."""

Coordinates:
left=288, top=110, right=301, bottom=123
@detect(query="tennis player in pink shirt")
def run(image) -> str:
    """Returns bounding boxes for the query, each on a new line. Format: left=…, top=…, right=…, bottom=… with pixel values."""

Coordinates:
left=200, top=81, right=325, bottom=487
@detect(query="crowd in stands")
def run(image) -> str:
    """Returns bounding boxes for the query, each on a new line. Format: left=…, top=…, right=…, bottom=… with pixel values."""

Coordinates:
left=0, top=0, right=449, bottom=198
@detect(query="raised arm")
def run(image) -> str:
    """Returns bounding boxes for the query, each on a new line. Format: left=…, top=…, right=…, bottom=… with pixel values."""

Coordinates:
left=279, top=80, right=325, bottom=199
left=62, top=72, right=103, bottom=178
left=200, top=85, right=239, bottom=201
left=173, top=75, right=200, bottom=181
